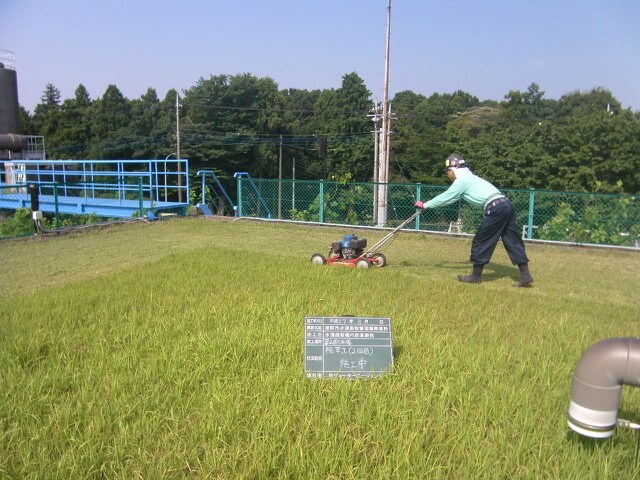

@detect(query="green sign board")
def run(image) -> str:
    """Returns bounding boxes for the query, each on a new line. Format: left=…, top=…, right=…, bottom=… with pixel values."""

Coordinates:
left=304, top=316, right=393, bottom=378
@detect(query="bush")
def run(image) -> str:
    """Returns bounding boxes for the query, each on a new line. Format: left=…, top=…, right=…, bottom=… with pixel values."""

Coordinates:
left=539, top=197, right=640, bottom=246
left=0, top=209, right=105, bottom=239
left=0, top=208, right=35, bottom=238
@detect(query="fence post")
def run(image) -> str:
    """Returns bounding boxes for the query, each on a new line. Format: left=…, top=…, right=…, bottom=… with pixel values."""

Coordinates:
left=236, top=175, right=243, bottom=217
left=53, top=182, right=60, bottom=229
left=527, top=188, right=535, bottom=239
left=415, top=183, right=422, bottom=230
left=138, top=177, right=144, bottom=217
left=319, top=180, right=324, bottom=223
left=201, top=172, right=207, bottom=205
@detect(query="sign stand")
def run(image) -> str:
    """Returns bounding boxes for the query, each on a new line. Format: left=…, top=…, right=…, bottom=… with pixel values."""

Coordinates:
left=617, top=419, right=640, bottom=466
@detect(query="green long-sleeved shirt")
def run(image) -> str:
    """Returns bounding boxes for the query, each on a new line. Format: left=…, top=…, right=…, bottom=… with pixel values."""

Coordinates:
left=424, top=172, right=502, bottom=209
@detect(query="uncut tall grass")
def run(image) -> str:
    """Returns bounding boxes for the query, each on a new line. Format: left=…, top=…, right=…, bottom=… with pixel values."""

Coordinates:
left=1, top=218, right=639, bottom=479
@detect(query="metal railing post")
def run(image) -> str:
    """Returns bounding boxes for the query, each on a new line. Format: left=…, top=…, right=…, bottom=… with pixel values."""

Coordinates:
left=236, top=175, right=243, bottom=217
left=527, top=188, right=535, bottom=239
left=415, top=183, right=422, bottom=230
left=201, top=172, right=207, bottom=205
left=53, top=182, right=60, bottom=229
left=319, top=180, right=324, bottom=223
left=138, top=177, right=144, bottom=217
left=183, top=160, right=189, bottom=208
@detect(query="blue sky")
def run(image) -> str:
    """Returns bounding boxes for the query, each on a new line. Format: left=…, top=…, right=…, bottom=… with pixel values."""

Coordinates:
left=2, top=0, right=639, bottom=113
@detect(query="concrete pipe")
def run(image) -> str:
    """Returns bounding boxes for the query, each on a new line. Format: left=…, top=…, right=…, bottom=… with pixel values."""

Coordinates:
left=567, top=337, right=640, bottom=438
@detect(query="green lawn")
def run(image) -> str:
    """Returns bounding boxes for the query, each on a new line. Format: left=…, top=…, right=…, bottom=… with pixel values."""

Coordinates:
left=1, top=218, right=639, bottom=479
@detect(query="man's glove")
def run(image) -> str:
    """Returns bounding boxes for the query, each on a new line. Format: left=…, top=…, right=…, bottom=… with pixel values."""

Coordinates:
left=414, top=201, right=426, bottom=209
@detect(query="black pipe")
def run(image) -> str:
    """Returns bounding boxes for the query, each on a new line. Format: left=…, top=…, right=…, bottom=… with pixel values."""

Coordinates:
left=29, top=183, right=39, bottom=211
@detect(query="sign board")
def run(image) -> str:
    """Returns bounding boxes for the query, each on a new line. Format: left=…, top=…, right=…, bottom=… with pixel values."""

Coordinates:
left=304, top=316, right=393, bottom=378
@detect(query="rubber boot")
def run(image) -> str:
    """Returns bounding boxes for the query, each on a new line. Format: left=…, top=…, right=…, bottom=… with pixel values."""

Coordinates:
left=516, top=263, right=534, bottom=287
left=458, top=264, right=483, bottom=284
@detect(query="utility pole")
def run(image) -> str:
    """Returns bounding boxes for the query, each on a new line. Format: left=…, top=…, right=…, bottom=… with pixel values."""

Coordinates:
left=368, top=101, right=381, bottom=224
left=176, top=92, right=182, bottom=202
left=377, top=0, right=392, bottom=227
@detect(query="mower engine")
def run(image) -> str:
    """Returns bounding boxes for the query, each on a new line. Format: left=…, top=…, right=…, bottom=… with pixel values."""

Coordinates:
left=330, top=234, right=367, bottom=259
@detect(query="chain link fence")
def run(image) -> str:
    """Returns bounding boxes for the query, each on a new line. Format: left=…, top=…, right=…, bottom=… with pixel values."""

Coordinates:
left=237, top=178, right=640, bottom=249
left=3, top=174, right=638, bottom=249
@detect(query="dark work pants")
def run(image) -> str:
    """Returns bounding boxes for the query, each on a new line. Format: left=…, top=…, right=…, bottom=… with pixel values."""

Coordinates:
left=470, top=200, right=529, bottom=266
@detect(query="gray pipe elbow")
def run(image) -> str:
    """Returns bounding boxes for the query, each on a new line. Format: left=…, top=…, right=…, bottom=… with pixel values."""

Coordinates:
left=567, top=337, right=640, bottom=438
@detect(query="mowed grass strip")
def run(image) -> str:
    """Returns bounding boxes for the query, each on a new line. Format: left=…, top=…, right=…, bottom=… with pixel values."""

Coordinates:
left=1, top=218, right=639, bottom=479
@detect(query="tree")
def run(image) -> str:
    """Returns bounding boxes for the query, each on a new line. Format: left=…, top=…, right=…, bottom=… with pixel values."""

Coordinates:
left=151, top=89, right=179, bottom=159
left=88, top=85, right=133, bottom=158
left=181, top=73, right=287, bottom=177
left=17, top=106, right=33, bottom=135
left=457, top=122, right=552, bottom=189
left=388, top=90, right=427, bottom=182
left=32, top=83, right=61, bottom=141
left=557, top=87, right=620, bottom=118
left=499, top=83, right=559, bottom=127
left=447, top=106, right=501, bottom=139
left=393, top=90, right=480, bottom=184
left=14, top=73, right=640, bottom=195
left=299, top=73, right=374, bottom=181
left=281, top=88, right=320, bottom=133
left=321, top=72, right=372, bottom=181
left=50, top=84, right=93, bottom=158
left=545, top=108, right=640, bottom=192
left=128, top=88, right=165, bottom=159
left=279, top=88, right=322, bottom=180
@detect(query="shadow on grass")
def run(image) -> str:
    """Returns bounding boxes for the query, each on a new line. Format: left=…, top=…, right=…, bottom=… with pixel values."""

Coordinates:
left=396, top=259, right=429, bottom=267
left=564, top=429, right=613, bottom=450
left=565, top=427, right=640, bottom=469
left=435, top=261, right=521, bottom=284
left=393, top=345, right=404, bottom=361
left=482, top=264, right=520, bottom=283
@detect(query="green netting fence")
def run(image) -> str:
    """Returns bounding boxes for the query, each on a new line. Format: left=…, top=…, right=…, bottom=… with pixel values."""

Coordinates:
left=236, top=177, right=640, bottom=249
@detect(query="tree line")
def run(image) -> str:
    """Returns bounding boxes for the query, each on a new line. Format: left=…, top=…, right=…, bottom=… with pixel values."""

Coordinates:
left=17, top=72, right=640, bottom=194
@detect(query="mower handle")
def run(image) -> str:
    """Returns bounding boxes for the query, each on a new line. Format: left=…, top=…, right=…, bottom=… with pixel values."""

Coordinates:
left=362, top=209, right=423, bottom=254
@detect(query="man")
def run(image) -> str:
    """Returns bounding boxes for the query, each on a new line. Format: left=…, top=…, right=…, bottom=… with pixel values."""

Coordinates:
left=414, top=153, right=533, bottom=287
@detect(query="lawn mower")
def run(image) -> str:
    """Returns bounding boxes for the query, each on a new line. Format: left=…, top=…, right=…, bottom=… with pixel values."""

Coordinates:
left=310, top=209, right=422, bottom=269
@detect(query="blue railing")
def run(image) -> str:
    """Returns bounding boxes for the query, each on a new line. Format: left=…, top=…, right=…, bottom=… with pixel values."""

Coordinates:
left=234, top=172, right=272, bottom=219
left=196, top=170, right=235, bottom=216
left=0, top=159, right=189, bottom=218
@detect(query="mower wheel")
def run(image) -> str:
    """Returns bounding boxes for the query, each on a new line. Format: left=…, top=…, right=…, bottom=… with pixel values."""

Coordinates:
left=355, top=257, right=371, bottom=269
left=310, top=253, right=327, bottom=265
left=371, top=253, right=387, bottom=267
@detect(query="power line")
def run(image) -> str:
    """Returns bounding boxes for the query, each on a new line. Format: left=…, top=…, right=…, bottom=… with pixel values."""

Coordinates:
left=182, top=101, right=373, bottom=116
